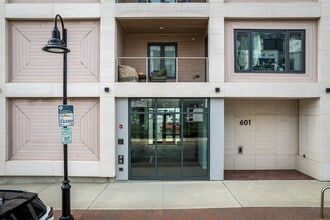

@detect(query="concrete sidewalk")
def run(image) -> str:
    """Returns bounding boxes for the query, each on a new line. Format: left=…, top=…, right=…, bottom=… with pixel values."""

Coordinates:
left=1, top=180, right=330, bottom=210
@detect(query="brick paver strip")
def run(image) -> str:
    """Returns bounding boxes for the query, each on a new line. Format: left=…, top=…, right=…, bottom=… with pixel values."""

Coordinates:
left=54, top=207, right=329, bottom=220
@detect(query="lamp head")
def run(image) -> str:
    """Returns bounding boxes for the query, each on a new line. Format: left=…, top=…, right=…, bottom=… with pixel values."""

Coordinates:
left=42, top=26, right=70, bottom=54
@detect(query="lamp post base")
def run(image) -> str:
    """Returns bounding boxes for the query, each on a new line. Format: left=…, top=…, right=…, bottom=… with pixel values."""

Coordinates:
left=59, top=180, right=74, bottom=220
left=59, top=215, right=74, bottom=220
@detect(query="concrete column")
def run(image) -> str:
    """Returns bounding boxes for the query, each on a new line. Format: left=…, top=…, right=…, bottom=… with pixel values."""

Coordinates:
left=0, top=3, right=5, bottom=175
left=115, top=98, right=129, bottom=180
left=210, top=98, right=224, bottom=180
left=208, top=4, right=224, bottom=83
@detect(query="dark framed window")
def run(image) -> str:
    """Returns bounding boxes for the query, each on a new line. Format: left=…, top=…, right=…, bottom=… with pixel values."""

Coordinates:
left=234, top=29, right=305, bottom=73
left=148, top=43, right=177, bottom=79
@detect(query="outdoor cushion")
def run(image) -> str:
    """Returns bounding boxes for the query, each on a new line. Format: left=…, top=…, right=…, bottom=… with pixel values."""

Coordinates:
left=118, top=64, right=138, bottom=82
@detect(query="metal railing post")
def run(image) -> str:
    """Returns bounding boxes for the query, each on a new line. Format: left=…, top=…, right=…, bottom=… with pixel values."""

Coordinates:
left=146, top=57, right=149, bottom=82
left=321, top=186, right=330, bottom=218
left=176, top=57, right=178, bottom=82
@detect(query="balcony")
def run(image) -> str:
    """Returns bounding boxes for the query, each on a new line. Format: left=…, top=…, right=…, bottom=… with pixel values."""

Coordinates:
left=117, top=57, right=208, bottom=82
left=116, top=18, right=208, bottom=83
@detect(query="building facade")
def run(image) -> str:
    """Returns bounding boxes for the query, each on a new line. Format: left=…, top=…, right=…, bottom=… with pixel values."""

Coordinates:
left=0, top=0, right=329, bottom=181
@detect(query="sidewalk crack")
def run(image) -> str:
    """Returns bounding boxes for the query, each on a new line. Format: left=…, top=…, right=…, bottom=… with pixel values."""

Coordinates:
left=87, top=183, right=110, bottom=209
left=222, top=181, right=243, bottom=207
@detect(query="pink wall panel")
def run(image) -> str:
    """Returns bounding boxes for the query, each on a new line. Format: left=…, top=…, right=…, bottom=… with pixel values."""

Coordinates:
left=8, top=98, right=100, bottom=161
left=9, top=20, right=100, bottom=83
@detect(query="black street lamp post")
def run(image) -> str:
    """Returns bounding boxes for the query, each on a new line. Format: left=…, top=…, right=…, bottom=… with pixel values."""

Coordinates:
left=42, top=14, right=73, bottom=220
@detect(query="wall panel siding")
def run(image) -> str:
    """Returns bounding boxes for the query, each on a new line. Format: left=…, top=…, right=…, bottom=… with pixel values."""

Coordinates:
left=9, top=98, right=100, bottom=161
left=9, top=20, right=100, bottom=83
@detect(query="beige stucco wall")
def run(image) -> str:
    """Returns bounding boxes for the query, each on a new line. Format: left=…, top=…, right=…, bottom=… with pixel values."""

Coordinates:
left=295, top=98, right=320, bottom=180
left=318, top=0, right=330, bottom=181
left=225, top=99, right=298, bottom=170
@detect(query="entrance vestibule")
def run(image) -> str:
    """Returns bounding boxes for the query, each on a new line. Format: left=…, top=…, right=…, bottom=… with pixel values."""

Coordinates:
left=224, top=98, right=319, bottom=180
left=129, top=98, right=209, bottom=180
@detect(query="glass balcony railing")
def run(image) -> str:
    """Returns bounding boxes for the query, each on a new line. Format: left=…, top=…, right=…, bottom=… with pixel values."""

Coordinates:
left=117, top=57, right=208, bottom=82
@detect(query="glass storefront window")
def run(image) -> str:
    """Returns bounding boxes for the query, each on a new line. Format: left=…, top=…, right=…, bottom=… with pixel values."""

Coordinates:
left=156, top=99, right=180, bottom=113
left=129, top=98, right=209, bottom=180
left=130, top=98, right=155, bottom=113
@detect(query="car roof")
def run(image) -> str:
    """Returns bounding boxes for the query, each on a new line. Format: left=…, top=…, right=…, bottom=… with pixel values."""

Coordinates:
left=0, top=189, right=38, bottom=217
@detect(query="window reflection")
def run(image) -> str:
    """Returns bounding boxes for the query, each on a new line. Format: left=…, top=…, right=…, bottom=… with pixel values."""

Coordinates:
left=235, top=30, right=305, bottom=73
left=289, top=32, right=304, bottom=71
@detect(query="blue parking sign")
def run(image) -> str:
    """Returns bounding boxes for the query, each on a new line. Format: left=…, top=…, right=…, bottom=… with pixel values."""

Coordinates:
left=58, top=105, right=74, bottom=127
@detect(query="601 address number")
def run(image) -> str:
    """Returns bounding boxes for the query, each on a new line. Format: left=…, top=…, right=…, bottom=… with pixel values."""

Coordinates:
left=239, top=120, right=251, bottom=126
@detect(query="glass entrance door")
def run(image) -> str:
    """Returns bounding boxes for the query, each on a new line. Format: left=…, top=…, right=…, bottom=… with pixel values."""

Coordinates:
left=129, top=98, right=209, bottom=180
left=155, top=112, right=181, bottom=178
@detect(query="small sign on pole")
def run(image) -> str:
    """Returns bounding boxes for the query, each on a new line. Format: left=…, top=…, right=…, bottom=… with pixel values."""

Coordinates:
left=61, top=127, right=72, bottom=144
left=58, top=105, right=74, bottom=127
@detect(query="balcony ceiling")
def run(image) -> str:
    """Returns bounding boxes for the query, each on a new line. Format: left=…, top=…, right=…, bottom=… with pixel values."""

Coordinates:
left=117, top=18, right=208, bottom=34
